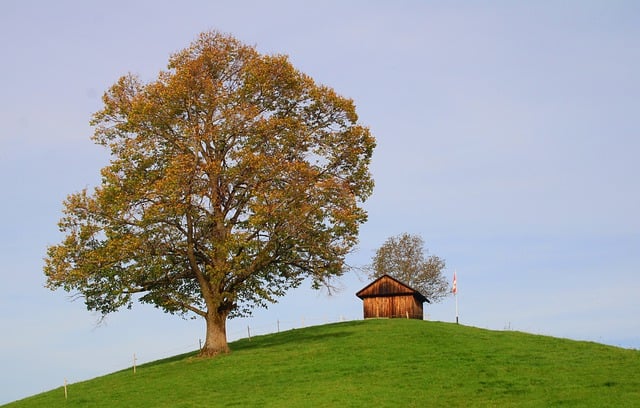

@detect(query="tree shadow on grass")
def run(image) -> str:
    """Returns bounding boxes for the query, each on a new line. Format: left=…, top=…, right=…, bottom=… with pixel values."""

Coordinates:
left=131, top=330, right=354, bottom=371
left=231, top=329, right=355, bottom=352
left=135, top=350, right=200, bottom=369
left=134, top=323, right=362, bottom=368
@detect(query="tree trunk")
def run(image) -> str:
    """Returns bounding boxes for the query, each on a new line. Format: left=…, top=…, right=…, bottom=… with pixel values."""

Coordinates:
left=200, top=311, right=230, bottom=357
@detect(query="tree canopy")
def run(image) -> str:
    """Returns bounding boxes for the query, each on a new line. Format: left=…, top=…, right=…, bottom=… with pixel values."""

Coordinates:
left=369, top=233, right=448, bottom=303
left=44, top=31, right=375, bottom=356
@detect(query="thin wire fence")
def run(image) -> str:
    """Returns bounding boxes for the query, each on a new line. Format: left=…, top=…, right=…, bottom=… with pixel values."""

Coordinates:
left=91, top=314, right=362, bottom=377
left=227, top=314, right=360, bottom=342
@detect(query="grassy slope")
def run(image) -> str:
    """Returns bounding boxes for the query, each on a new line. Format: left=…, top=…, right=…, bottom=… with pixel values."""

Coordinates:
left=5, top=319, right=640, bottom=407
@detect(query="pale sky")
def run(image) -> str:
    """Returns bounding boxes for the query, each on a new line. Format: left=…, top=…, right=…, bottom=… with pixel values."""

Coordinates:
left=1, top=0, right=639, bottom=404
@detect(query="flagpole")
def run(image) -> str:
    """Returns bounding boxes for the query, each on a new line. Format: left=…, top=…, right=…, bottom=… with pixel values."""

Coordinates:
left=453, top=270, right=459, bottom=324
left=455, top=290, right=459, bottom=324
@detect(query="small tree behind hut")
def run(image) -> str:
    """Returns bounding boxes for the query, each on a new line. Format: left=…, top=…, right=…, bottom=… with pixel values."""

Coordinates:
left=368, top=233, right=449, bottom=303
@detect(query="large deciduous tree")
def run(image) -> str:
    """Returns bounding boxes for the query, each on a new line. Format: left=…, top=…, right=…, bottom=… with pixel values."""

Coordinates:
left=44, top=31, right=375, bottom=356
left=369, top=233, right=448, bottom=302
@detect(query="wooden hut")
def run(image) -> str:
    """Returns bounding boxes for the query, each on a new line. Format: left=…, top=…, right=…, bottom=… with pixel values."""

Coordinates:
left=356, top=274, right=429, bottom=320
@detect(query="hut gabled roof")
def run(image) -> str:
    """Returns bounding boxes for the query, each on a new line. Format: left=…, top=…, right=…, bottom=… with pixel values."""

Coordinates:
left=355, top=274, right=430, bottom=303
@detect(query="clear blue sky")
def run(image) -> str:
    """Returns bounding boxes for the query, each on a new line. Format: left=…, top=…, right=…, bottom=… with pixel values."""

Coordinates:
left=1, top=0, right=639, bottom=403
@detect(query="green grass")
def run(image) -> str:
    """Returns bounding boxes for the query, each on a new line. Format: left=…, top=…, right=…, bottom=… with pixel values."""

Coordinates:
left=5, top=320, right=640, bottom=407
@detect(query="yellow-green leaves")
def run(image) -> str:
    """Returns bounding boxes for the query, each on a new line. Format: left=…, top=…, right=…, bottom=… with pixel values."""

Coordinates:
left=45, top=30, right=375, bottom=353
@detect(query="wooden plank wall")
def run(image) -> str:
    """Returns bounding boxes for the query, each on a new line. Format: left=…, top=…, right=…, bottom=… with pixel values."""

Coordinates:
left=363, top=295, right=423, bottom=319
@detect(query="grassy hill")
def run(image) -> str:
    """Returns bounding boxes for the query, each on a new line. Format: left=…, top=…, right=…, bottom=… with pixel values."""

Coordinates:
left=5, top=319, right=639, bottom=407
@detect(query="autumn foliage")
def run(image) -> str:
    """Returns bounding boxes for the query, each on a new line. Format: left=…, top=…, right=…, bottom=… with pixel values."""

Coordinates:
left=44, top=31, right=375, bottom=356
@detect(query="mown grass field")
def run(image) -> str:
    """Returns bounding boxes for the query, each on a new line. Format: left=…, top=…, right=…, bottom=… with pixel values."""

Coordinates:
left=5, top=319, right=639, bottom=407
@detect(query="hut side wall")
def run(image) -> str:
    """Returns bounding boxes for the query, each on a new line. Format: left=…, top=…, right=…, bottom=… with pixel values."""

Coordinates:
left=362, top=294, right=423, bottom=319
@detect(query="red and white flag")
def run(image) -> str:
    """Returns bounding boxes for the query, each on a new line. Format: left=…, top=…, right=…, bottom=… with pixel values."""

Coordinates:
left=452, top=271, right=457, bottom=295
